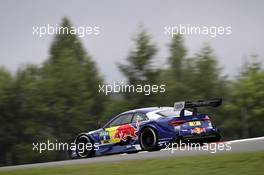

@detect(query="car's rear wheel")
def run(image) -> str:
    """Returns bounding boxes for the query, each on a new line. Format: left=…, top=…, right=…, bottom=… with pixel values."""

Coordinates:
left=139, top=127, right=160, bottom=151
left=76, top=134, right=94, bottom=158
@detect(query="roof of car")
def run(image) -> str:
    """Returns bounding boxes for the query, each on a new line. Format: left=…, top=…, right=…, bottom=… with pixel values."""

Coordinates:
left=120, top=107, right=157, bottom=114
left=121, top=107, right=171, bottom=115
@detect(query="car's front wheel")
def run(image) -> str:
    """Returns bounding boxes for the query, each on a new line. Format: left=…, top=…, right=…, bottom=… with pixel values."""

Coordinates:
left=139, top=127, right=160, bottom=151
left=75, top=134, right=95, bottom=158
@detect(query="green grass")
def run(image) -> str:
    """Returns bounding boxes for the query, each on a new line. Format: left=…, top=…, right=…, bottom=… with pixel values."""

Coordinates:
left=1, top=151, right=264, bottom=175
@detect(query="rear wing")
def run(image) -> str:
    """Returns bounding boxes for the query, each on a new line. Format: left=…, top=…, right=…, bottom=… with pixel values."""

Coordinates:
left=174, top=98, right=222, bottom=117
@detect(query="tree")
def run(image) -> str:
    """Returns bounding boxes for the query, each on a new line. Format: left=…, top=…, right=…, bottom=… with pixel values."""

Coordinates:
left=158, top=35, right=192, bottom=105
left=8, top=65, right=58, bottom=164
left=0, top=67, right=14, bottom=165
left=223, top=61, right=264, bottom=138
left=118, top=29, right=159, bottom=108
left=192, top=45, right=227, bottom=99
left=3, top=17, right=107, bottom=165
left=167, top=35, right=187, bottom=80
left=189, top=45, right=229, bottom=134
left=160, top=40, right=229, bottom=135
left=40, top=17, right=106, bottom=140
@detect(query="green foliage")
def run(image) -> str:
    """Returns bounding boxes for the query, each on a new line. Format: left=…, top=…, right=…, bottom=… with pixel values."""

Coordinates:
left=158, top=37, right=227, bottom=107
left=193, top=45, right=228, bottom=105
left=223, top=61, right=264, bottom=138
left=0, top=21, right=264, bottom=166
left=118, top=29, right=160, bottom=108
left=0, top=67, right=14, bottom=165
left=158, top=35, right=191, bottom=104
left=1, top=151, right=264, bottom=175
left=0, top=18, right=106, bottom=165
left=41, top=18, right=106, bottom=137
left=119, top=30, right=158, bottom=84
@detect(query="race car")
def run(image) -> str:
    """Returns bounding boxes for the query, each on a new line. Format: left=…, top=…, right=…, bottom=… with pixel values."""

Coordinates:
left=72, top=98, right=222, bottom=158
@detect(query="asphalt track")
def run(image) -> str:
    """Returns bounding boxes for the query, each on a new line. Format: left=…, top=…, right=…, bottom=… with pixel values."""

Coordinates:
left=1, top=137, right=264, bottom=170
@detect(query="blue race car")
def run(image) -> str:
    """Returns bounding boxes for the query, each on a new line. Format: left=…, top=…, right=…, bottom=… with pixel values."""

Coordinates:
left=72, top=98, right=222, bottom=158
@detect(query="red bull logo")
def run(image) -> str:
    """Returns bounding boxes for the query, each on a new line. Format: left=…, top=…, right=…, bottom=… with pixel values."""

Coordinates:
left=191, top=127, right=205, bottom=134
left=114, top=124, right=137, bottom=141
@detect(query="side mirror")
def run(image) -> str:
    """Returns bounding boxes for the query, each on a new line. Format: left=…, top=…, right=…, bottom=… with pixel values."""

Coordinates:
left=97, top=121, right=102, bottom=129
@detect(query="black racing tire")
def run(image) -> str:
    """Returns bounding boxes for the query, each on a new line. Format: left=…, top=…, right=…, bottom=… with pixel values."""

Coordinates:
left=75, top=134, right=95, bottom=158
left=139, top=127, right=160, bottom=151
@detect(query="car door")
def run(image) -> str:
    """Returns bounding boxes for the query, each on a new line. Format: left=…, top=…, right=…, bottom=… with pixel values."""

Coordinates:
left=99, top=113, right=134, bottom=145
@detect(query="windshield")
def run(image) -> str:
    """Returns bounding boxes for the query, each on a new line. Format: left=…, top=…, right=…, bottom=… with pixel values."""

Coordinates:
left=157, top=109, right=193, bottom=117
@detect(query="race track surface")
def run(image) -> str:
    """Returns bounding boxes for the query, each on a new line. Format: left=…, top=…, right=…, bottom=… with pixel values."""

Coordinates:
left=1, top=137, right=264, bottom=170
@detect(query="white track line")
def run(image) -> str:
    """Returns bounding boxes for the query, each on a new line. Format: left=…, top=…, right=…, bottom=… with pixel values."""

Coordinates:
left=1, top=137, right=264, bottom=170
left=138, top=151, right=147, bottom=154
left=227, top=136, right=264, bottom=143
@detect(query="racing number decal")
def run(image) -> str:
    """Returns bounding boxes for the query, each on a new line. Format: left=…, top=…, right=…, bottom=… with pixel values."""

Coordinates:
left=99, top=126, right=121, bottom=144
left=99, top=130, right=110, bottom=144
left=189, top=121, right=201, bottom=126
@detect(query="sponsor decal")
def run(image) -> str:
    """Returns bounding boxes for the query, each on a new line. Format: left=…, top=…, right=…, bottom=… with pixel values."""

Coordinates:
left=99, top=130, right=111, bottom=144
left=191, top=127, right=205, bottom=134
left=114, top=124, right=137, bottom=141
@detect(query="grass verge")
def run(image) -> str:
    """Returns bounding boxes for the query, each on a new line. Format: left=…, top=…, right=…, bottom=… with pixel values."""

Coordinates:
left=1, top=151, right=264, bottom=175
